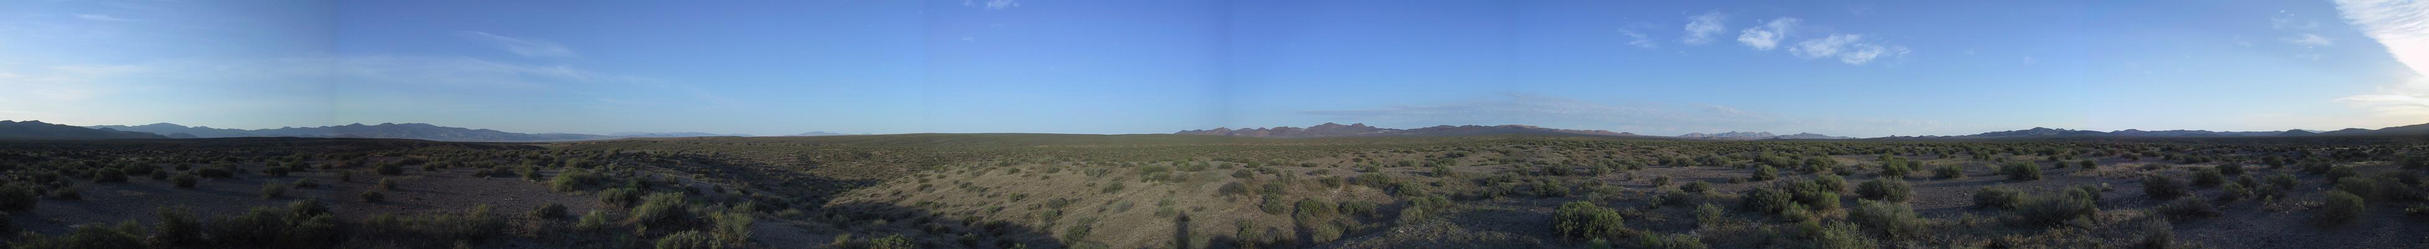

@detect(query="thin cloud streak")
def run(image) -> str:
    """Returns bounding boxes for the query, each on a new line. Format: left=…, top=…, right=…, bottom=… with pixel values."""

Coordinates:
left=455, top=31, right=578, bottom=58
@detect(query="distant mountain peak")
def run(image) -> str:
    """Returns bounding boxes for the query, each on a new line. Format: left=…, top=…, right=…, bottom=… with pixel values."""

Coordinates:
left=1176, top=123, right=1633, bottom=138
left=1677, top=131, right=1846, bottom=140
left=2, top=120, right=167, bottom=140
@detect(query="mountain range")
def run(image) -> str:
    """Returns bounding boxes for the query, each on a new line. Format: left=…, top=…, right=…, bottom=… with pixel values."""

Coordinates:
left=1676, top=131, right=1850, bottom=140
left=0, top=120, right=167, bottom=140
left=1927, top=123, right=2429, bottom=138
left=1175, top=123, right=1637, bottom=138
left=89, top=122, right=612, bottom=142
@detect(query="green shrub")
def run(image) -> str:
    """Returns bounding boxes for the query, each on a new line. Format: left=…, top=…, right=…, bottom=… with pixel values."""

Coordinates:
left=153, top=207, right=203, bottom=246
left=710, top=210, right=754, bottom=245
left=260, top=182, right=289, bottom=199
left=90, top=168, right=126, bottom=183
left=1682, top=203, right=1720, bottom=229
left=1848, top=200, right=1922, bottom=240
left=1258, top=194, right=1289, bottom=215
left=2001, top=163, right=2041, bottom=181
left=206, top=201, right=343, bottom=248
left=629, top=192, right=692, bottom=226
left=360, top=191, right=385, bottom=203
left=2013, top=193, right=2097, bottom=227
left=1855, top=179, right=1911, bottom=202
left=2143, top=175, right=2187, bottom=200
left=2192, top=168, right=2225, bottom=188
left=1634, top=232, right=1708, bottom=249
left=2316, top=190, right=2365, bottom=226
left=2217, top=164, right=2245, bottom=176
left=10, top=222, right=146, bottom=249
left=48, top=187, right=80, bottom=200
left=0, top=184, right=37, bottom=211
left=2334, top=178, right=2378, bottom=200
left=171, top=174, right=199, bottom=189
left=2156, top=198, right=2220, bottom=221
left=1814, top=174, right=1847, bottom=193
left=1217, top=182, right=1250, bottom=196
left=1554, top=201, right=1629, bottom=241
left=361, top=204, right=505, bottom=243
left=376, top=163, right=404, bottom=175
left=1804, top=221, right=1876, bottom=249
left=870, top=234, right=916, bottom=249
left=2271, top=173, right=2299, bottom=190
left=550, top=169, right=603, bottom=192
left=1933, top=165, right=1965, bottom=179
left=1100, top=182, right=1126, bottom=194
left=1880, top=162, right=1911, bottom=179
left=575, top=210, right=614, bottom=232
left=1742, top=187, right=1796, bottom=215
left=653, top=230, right=717, bottom=249
left=376, top=178, right=397, bottom=191
left=1750, top=165, right=1778, bottom=181
left=1681, top=181, right=1712, bottom=193
left=2327, top=166, right=2359, bottom=182
left=533, top=203, right=569, bottom=220
left=1973, top=187, right=2023, bottom=209
left=600, top=188, right=642, bottom=208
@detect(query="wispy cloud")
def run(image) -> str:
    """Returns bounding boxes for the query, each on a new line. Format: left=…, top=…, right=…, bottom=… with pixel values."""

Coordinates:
left=1737, top=18, right=1796, bottom=50
left=1297, top=93, right=1939, bottom=137
left=1681, top=11, right=1727, bottom=45
left=963, top=0, right=1020, bottom=10
left=1789, top=34, right=1910, bottom=65
left=74, top=14, right=134, bottom=22
left=455, top=31, right=577, bottom=58
left=2286, top=33, right=2335, bottom=47
left=1619, top=29, right=1658, bottom=49
left=2332, top=0, right=2429, bottom=124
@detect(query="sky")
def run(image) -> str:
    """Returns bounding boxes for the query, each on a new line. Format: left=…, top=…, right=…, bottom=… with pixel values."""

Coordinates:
left=0, top=0, right=2424, bottom=137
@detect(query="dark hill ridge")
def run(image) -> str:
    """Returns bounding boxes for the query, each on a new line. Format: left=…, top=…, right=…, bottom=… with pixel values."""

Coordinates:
left=0, top=120, right=167, bottom=140
left=1936, top=122, right=2429, bottom=139
left=92, top=122, right=771, bottom=142
left=1176, top=123, right=1635, bottom=138
left=94, top=122, right=608, bottom=142
left=1676, top=131, right=1851, bottom=140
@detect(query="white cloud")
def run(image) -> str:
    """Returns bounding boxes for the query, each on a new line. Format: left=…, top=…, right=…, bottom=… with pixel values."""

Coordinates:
left=73, top=14, right=134, bottom=22
left=964, top=0, right=1020, bottom=10
left=1736, top=18, right=1797, bottom=50
left=1619, top=29, right=1657, bottom=49
left=1681, top=12, right=1727, bottom=45
left=2286, top=33, right=2335, bottom=47
left=2333, top=0, right=2429, bottom=123
left=455, top=31, right=577, bottom=58
left=1788, top=34, right=1909, bottom=65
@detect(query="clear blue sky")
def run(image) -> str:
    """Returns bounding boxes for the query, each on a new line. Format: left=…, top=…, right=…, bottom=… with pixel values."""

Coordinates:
left=2, top=0, right=2424, bottom=137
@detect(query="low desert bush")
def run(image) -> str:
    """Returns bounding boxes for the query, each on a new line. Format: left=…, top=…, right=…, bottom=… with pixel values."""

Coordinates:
left=1934, top=165, right=1965, bottom=179
left=1848, top=200, right=1923, bottom=240
left=0, top=184, right=38, bottom=211
left=2316, top=190, right=2365, bottom=226
left=1554, top=201, right=1629, bottom=241
left=2143, top=175, right=2187, bottom=200
left=1973, top=187, right=2024, bottom=209
left=2192, top=168, right=2225, bottom=188
left=2001, top=163, right=2041, bottom=181
left=2156, top=198, right=2220, bottom=221
left=172, top=174, right=199, bottom=189
left=1856, top=179, right=1911, bottom=202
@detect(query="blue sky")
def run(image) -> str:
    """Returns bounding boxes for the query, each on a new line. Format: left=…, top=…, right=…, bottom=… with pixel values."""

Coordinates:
left=1, top=0, right=2424, bottom=137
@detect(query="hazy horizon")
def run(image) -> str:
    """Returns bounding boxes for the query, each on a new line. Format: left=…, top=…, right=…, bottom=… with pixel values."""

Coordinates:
left=3, top=0, right=2425, bottom=137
